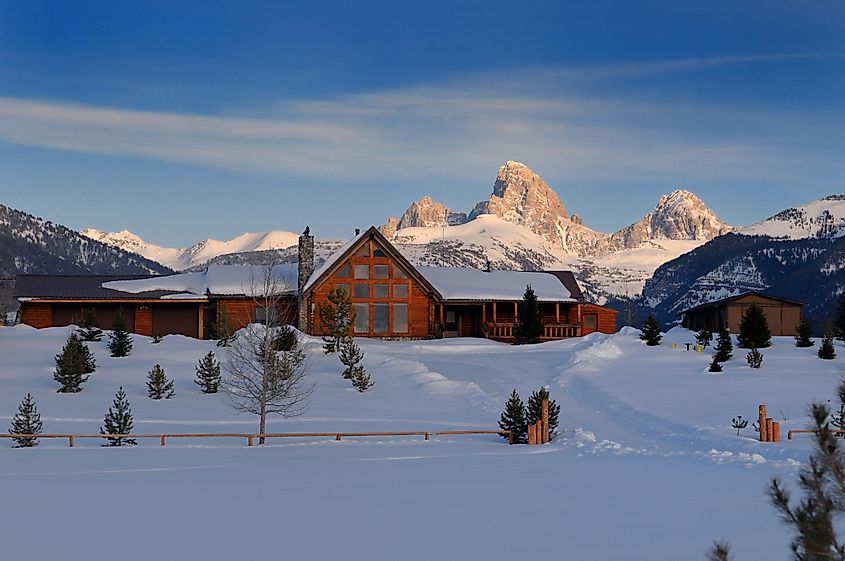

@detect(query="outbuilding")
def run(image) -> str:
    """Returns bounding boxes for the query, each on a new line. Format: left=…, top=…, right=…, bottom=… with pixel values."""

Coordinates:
left=679, top=292, right=804, bottom=336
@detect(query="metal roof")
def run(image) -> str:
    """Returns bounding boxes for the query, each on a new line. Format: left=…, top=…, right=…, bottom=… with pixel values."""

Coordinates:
left=678, top=291, right=805, bottom=316
left=13, top=275, right=200, bottom=300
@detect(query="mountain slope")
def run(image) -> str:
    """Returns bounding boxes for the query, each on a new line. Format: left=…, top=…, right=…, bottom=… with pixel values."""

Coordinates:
left=739, top=195, right=845, bottom=240
left=0, top=204, right=172, bottom=277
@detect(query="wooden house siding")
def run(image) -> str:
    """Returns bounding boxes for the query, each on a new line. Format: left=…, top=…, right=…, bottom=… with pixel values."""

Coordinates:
left=135, top=306, right=153, bottom=336
left=217, top=297, right=299, bottom=333
left=20, top=302, right=52, bottom=329
left=581, top=304, right=618, bottom=335
left=682, top=293, right=803, bottom=336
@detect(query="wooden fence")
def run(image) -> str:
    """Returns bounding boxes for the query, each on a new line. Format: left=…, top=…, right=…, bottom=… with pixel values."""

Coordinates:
left=787, top=429, right=845, bottom=440
left=0, top=429, right=513, bottom=448
left=758, top=404, right=781, bottom=443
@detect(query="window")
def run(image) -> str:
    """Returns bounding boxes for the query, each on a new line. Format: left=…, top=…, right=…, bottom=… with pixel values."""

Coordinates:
left=336, top=263, right=350, bottom=279
left=254, top=306, right=278, bottom=325
left=355, top=244, right=370, bottom=258
left=354, top=304, right=369, bottom=333
left=584, top=314, right=597, bottom=330
left=374, top=304, right=389, bottom=333
left=373, top=248, right=387, bottom=258
left=393, top=266, right=407, bottom=279
left=334, top=284, right=350, bottom=296
left=393, top=284, right=408, bottom=299
left=373, top=284, right=389, bottom=299
left=445, top=311, right=456, bottom=324
left=354, top=264, right=370, bottom=279
left=354, top=284, right=370, bottom=299
left=373, top=265, right=389, bottom=279
left=393, top=304, right=408, bottom=333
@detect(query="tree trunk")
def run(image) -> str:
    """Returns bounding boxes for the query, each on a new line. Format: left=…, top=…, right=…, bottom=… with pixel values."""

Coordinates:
left=259, top=402, right=267, bottom=445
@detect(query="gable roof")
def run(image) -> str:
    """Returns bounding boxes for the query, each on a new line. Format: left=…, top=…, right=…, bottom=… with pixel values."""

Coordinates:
left=101, top=265, right=298, bottom=297
left=13, top=274, right=201, bottom=301
left=679, top=291, right=805, bottom=315
left=418, top=267, right=577, bottom=302
left=301, top=226, right=441, bottom=299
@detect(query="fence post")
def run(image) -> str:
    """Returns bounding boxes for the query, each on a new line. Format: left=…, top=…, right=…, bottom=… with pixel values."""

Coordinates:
left=68, top=435, right=75, bottom=448
left=160, top=435, right=166, bottom=447
left=766, top=418, right=774, bottom=443
left=336, top=434, right=342, bottom=442
left=424, top=432, right=430, bottom=441
left=247, top=435, right=254, bottom=447
left=507, top=431, right=514, bottom=445
left=541, top=399, right=550, bottom=444
left=759, top=405, right=768, bottom=442
left=772, top=422, right=781, bottom=443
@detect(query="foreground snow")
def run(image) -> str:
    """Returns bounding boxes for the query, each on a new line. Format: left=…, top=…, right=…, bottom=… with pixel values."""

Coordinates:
left=0, top=325, right=839, bottom=560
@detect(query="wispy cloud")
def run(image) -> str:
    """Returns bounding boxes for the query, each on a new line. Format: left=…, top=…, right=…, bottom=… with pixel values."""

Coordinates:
left=0, top=54, right=842, bottom=187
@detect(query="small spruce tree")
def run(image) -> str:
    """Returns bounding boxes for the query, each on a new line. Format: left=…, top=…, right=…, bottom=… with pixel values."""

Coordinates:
left=819, top=333, right=837, bottom=360
left=746, top=347, right=763, bottom=369
left=100, top=387, right=136, bottom=446
left=272, top=325, right=298, bottom=352
left=513, top=285, right=543, bottom=345
left=499, top=390, right=528, bottom=444
left=53, top=333, right=91, bottom=393
left=107, top=309, right=133, bottom=357
left=708, top=357, right=723, bottom=372
left=151, top=333, right=163, bottom=344
left=713, top=328, right=734, bottom=363
left=194, top=351, right=221, bottom=394
left=737, top=304, right=772, bottom=349
left=795, top=317, right=815, bottom=348
left=339, top=337, right=373, bottom=391
left=526, top=387, right=561, bottom=438
left=146, top=364, right=174, bottom=399
left=9, top=393, right=43, bottom=448
left=77, top=308, right=103, bottom=342
left=730, top=415, right=748, bottom=436
left=319, top=287, right=354, bottom=354
left=696, top=330, right=713, bottom=348
left=639, top=314, right=662, bottom=346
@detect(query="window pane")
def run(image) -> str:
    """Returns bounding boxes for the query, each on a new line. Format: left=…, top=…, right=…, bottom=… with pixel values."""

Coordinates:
left=355, top=243, right=370, bottom=257
left=354, top=304, right=369, bottom=333
left=393, top=304, right=408, bottom=333
left=373, top=284, right=389, bottom=299
left=354, top=283, right=370, bottom=299
left=334, top=284, right=349, bottom=296
left=373, top=265, right=389, bottom=279
left=393, top=284, right=408, bottom=299
left=254, top=306, right=277, bottom=325
left=393, top=266, right=407, bottom=279
left=336, top=263, right=350, bottom=279
left=373, top=248, right=386, bottom=258
left=374, top=304, right=389, bottom=333
left=584, top=314, right=597, bottom=329
left=354, top=264, right=369, bottom=279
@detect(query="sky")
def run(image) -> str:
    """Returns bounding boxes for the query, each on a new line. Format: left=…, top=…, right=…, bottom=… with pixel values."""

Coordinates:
left=0, top=1, right=843, bottom=247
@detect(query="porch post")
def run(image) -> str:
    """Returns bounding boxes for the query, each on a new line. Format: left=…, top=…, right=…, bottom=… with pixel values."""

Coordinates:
left=481, top=303, right=486, bottom=325
left=492, top=302, right=497, bottom=323
left=439, top=304, right=444, bottom=326
left=514, top=301, right=518, bottom=319
left=556, top=303, right=560, bottom=323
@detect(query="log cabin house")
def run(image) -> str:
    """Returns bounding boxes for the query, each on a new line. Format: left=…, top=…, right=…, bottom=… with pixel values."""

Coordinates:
left=679, top=292, right=804, bottom=336
left=15, top=226, right=617, bottom=341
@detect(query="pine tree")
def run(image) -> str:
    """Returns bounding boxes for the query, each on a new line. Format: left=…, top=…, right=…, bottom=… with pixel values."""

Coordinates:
left=819, top=333, right=837, bottom=360
left=499, top=390, right=528, bottom=444
left=339, top=337, right=373, bottom=391
left=146, top=364, right=174, bottom=399
left=639, top=314, right=662, bottom=346
left=746, top=347, right=763, bottom=369
left=696, top=330, right=713, bottom=348
left=795, top=317, right=815, bottom=348
left=194, top=351, right=221, bottom=394
left=319, top=287, right=354, bottom=354
left=100, top=387, right=136, bottom=446
left=107, top=309, right=133, bottom=357
left=833, top=292, right=845, bottom=344
left=526, top=387, right=561, bottom=438
left=77, top=308, right=103, bottom=342
left=53, top=333, right=91, bottom=393
left=9, top=393, right=43, bottom=448
left=737, top=304, right=772, bottom=349
left=80, top=338, right=97, bottom=374
left=713, top=328, right=734, bottom=363
left=272, top=325, right=297, bottom=352
left=708, top=357, right=723, bottom=372
left=513, top=285, right=543, bottom=345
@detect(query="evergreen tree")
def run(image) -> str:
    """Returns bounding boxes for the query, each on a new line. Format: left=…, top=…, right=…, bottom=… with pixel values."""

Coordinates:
left=339, top=337, right=373, bottom=391
left=819, top=333, right=837, bottom=360
left=9, top=393, right=43, bottom=448
left=151, top=333, right=163, bottom=344
left=100, top=387, right=136, bottom=446
left=146, top=364, right=174, bottom=399
left=272, top=325, right=297, bottom=352
left=107, top=309, right=133, bottom=357
left=194, top=351, right=221, bottom=394
left=713, top=329, right=734, bottom=363
left=319, top=287, right=354, bottom=354
left=526, top=387, right=561, bottom=438
left=53, top=333, right=91, bottom=393
left=499, top=390, right=528, bottom=444
left=80, top=338, right=97, bottom=374
left=639, top=314, right=662, bottom=346
left=746, top=347, right=763, bottom=369
left=77, top=308, right=103, bottom=342
left=214, top=305, right=235, bottom=347
left=795, top=317, right=815, bottom=348
left=696, top=330, right=713, bottom=348
left=834, top=292, right=845, bottom=344
left=708, top=357, right=723, bottom=373
left=513, top=285, right=543, bottom=345
left=737, top=304, right=772, bottom=349
left=730, top=415, right=748, bottom=436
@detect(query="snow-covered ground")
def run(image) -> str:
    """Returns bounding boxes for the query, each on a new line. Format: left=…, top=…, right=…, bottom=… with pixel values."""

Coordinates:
left=0, top=324, right=838, bottom=560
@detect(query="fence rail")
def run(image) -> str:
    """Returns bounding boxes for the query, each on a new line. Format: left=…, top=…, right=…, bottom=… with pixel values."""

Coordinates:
left=787, top=429, right=845, bottom=440
left=1, top=429, right=514, bottom=447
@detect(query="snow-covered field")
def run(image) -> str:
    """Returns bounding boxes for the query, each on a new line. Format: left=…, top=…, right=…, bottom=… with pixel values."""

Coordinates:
left=0, top=324, right=839, bottom=560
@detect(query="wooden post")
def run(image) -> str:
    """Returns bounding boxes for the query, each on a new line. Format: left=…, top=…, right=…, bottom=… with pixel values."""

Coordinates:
left=772, top=422, right=781, bottom=443
left=514, top=301, right=518, bottom=320
left=247, top=435, right=254, bottom=447
left=492, top=302, right=497, bottom=324
left=481, top=304, right=486, bottom=329
left=198, top=304, right=204, bottom=340
left=766, top=418, right=774, bottom=443
left=556, top=303, right=560, bottom=324
left=759, top=405, right=768, bottom=442
left=528, top=423, right=536, bottom=445
left=424, top=432, right=430, bottom=441
left=160, top=435, right=167, bottom=447
left=68, top=435, right=75, bottom=448
left=507, top=431, right=514, bottom=445
left=439, top=304, right=444, bottom=327
left=541, top=399, right=550, bottom=444
left=336, top=434, right=342, bottom=441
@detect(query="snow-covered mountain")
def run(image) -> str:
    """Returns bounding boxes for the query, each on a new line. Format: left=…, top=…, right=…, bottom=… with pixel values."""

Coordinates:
left=739, top=195, right=845, bottom=240
left=81, top=228, right=300, bottom=271
left=0, top=204, right=171, bottom=277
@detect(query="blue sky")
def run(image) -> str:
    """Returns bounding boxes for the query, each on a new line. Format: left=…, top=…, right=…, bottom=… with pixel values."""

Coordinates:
left=0, top=1, right=843, bottom=246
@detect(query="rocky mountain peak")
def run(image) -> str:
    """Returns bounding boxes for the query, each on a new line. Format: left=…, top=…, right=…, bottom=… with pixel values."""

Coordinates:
left=380, top=195, right=467, bottom=238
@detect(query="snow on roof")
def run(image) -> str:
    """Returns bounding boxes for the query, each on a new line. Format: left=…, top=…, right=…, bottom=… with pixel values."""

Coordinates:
left=417, top=267, right=574, bottom=302
left=302, top=229, right=368, bottom=293
left=102, top=264, right=298, bottom=297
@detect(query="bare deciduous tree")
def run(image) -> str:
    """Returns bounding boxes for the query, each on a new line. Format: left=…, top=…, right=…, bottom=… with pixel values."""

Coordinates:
left=221, top=263, right=315, bottom=444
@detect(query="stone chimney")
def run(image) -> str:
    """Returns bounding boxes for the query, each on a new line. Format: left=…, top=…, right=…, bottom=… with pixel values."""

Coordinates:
left=297, top=228, right=315, bottom=330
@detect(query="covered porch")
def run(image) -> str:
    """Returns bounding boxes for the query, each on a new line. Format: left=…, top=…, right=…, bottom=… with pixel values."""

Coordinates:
left=435, top=301, right=583, bottom=342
